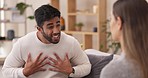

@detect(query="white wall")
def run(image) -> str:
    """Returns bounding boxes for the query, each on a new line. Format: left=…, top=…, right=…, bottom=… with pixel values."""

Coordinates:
left=107, top=0, right=117, bottom=18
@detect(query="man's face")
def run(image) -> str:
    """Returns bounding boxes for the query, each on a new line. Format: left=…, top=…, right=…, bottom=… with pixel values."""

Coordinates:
left=40, top=16, right=61, bottom=44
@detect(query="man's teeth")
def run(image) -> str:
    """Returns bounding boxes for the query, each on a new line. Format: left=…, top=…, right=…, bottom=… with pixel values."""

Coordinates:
left=53, top=35, right=59, bottom=38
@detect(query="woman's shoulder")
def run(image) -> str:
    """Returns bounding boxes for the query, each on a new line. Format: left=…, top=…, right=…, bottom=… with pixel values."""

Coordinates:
left=100, top=56, right=142, bottom=78
left=100, top=58, right=124, bottom=78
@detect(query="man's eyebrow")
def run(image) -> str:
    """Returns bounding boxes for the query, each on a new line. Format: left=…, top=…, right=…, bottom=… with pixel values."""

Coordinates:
left=56, top=21, right=60, bottom=23
left=46, top=21, right=60, bottom=26
left=47, top=23, right=53, bottom=26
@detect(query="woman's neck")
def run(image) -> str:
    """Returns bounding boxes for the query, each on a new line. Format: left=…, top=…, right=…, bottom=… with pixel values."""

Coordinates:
left=120, top=35, right=125, bottom=53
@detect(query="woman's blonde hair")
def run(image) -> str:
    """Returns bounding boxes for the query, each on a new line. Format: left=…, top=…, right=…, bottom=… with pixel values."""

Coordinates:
left=113, top=0, right=148, bottom=78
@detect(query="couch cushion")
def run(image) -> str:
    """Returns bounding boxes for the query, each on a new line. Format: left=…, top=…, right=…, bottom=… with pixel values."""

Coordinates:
left=82, top=54, right=113, bottom=78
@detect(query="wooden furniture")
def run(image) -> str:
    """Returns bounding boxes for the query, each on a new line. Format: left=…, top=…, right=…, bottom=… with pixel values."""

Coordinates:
left=0, top=0, right=27, bottom=38
left=50, top=0, right=107, bottom=51
left=51, top=0, right=60, bottom=10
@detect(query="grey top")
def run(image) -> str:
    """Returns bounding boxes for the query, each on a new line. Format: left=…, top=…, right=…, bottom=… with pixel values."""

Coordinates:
left=100, top=53, right=143, bottom=78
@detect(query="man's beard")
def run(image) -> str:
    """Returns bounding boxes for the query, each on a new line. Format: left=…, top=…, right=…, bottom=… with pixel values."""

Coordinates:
left=41, top=31, right=61, bottom=44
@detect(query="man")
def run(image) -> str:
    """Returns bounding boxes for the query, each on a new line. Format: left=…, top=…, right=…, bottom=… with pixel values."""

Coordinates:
left=2, top=4, right=91, bottom=78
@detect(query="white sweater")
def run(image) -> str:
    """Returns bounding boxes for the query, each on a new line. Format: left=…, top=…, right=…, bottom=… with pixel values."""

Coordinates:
left=2, top=31, right=91, bottom=78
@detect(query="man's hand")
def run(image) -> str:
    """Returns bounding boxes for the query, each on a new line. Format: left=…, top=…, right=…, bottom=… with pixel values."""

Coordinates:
left=48, top=53, right=73, bottom=75
left=23, top=52, right=48, bottom=77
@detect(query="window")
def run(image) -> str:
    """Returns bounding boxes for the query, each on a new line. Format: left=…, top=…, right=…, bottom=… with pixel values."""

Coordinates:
left=0, top=0, right=5, bottom=37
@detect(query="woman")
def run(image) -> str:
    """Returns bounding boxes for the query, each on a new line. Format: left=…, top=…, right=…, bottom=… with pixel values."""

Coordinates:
left=100, top=0, right=148, bottom=78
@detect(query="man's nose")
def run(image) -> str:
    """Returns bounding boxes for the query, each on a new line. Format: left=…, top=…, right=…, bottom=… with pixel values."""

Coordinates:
left=53, top=33, right=59, bottom=36
left=53, top=27, right=59, bottom=34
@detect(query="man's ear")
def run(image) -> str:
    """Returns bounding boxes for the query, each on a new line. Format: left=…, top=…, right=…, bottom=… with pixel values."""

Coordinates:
left=37, top=26, right=42, bottom=31
left=117, top=17, right=122, bottom=30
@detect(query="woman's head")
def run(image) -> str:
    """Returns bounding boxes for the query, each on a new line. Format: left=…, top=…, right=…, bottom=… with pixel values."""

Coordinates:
left=111, top=0, right=148, bottom=42
left=111, top=0, right=148, bottom=78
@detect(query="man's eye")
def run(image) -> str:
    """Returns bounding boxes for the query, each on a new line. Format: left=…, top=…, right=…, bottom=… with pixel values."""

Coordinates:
left=57, top=24, right=60, bottom=27
left=48, top=26, right=54, bottom=29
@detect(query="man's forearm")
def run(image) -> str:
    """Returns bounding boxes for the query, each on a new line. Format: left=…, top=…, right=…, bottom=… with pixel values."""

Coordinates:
left=2, top=67, right=26, bottom=78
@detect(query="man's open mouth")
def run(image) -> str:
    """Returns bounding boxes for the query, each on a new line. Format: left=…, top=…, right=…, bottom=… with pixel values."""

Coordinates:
left=52, top=34, right=60, bottom=41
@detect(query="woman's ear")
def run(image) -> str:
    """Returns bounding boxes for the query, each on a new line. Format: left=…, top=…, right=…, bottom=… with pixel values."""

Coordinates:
left=117, top=17, right=122, bottom=30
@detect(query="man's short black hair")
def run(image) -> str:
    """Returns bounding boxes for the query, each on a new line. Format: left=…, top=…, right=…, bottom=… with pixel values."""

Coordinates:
left=34, top=4, right=61, bottom=27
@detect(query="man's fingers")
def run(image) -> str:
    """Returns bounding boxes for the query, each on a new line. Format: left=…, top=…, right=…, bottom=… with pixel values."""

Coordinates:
left=27, top=53, right=32, bottom=62
left=38, top=56, right=48, bottom=65
left=49, top=68, right=60, bottom=72
left=35, top=52, right=43, bottom=62
left=54, top=53, right=62, bottom=61
left=66, top=53, right=69, bottom=59
left=48, top=57, right=58, bottom=64
left=38, top=62, right=49, bottom=68
left=48, top=61, right=59, bottom=68
left=64, top=53, right=69, bottom=60
left=37, top=68, right=47, bottom=72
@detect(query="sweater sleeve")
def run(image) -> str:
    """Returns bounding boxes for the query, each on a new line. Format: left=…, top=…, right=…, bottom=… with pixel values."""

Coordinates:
left=69, top=39, right=91, bottom=77
left=2, top=40, right=26, bottom=78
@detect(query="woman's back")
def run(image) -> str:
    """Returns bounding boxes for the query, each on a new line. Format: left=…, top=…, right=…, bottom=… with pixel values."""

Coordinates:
left=100, top=53, right=142, bottom=78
